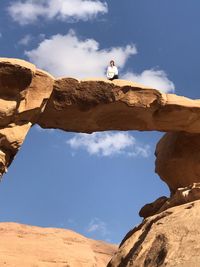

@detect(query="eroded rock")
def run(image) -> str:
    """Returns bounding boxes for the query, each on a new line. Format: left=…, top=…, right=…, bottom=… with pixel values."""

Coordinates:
left=0, top=123, right=32, bottom=176
left=38, top=78, right=163, bottom=132
left=108, top=200, right=200, bottom=267
left=17, top=69, right=54, bottom=123
left=0, top=58, right=35, bottom=99
left=2, top=58, right=200, bottom=180
left=1, top=58, right=200, bottom=204
left=139, top=183, right=200, bottom=218
left=155, top=131, right=200, bottom=193
left=2, top=57, right=200, bottom=266
left=38, top=78, right=200, bottom=134
left=139, top=196, right=168, bottom=218
left=0, top=58, right=54, bottom=177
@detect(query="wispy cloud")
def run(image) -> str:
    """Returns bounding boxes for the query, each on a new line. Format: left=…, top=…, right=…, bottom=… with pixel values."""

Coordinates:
left=123, top=69, right=175, bottom=93
left=18, top=34, right=32, bottom=46
left=66, top=132, right=150, bottom=157
left=8, top=0, right=108, bottom=25
left=86, top=218, right=109, bottom=237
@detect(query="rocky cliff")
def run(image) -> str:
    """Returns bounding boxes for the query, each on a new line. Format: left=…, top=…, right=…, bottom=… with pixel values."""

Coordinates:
left=0, top=58, right=54, bottom=177
left=1, top=57, right=200, bottom=266
left=108, top=199, right=200, bottom=267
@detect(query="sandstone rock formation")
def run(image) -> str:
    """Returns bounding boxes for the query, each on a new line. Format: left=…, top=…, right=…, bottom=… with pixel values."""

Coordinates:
left=1, top=58, right=200, bottom=184
left=0, top=58, right=54, bottom=177
left=139, top=183, right=200, bottom=219
left=139, top=196, right=168, bottom=219
left=38, top=77, right=200, bottom=134
left=155, top=131, right=200, bottom=193
left=2, top=57, right=200, bottom=266
left=0, top=222, right=116, bottom=267
left=108, top=200, right=200, bottom=267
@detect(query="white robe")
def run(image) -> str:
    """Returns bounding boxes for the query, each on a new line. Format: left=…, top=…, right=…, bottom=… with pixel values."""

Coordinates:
left=106, top=66, right=118, bottom=79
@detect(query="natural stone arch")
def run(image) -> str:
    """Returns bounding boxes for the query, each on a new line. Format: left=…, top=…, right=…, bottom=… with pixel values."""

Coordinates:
left=1, top=58, right=200, bottom=193
left=2, top=57, right=200, bottom=267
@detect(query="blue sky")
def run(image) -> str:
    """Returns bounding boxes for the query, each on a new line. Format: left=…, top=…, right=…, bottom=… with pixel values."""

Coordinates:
left=0, top=0, right=200, bottom=244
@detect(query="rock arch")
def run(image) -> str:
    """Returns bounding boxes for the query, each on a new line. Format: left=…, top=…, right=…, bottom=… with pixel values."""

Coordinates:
left=1, top=58, right=200, bottom=191
left=2, top=58, right=200, bottom=266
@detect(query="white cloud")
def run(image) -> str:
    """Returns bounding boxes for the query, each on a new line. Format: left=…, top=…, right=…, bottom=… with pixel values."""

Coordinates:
left=123, top=70, right=175, bottom=93
left=38, top=33, right=46, bottom=41
left=25, top=30, right=174, bottom=92
left=18, top=34, right=32, bottom=46
left=87, top=218, right=109, bottom=237
left=25, top=30, right=136, bottom=78
left=66, top=132, right=150, bottom=157
left=8, top=0, right=108, bottom=25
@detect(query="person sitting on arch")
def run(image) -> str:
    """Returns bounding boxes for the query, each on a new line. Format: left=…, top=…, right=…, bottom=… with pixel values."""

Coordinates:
left=106, top=60, right=119, bottom=81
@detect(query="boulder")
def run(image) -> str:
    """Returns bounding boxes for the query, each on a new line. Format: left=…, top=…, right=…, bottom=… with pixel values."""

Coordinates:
left=139, top=196, right=168, bottom=218
left=139, top=183, right=200, bottom=218
left=155, top=132, right=200, bottom=193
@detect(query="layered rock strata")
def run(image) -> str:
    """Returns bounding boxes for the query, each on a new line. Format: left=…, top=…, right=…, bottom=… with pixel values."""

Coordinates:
left=0, top=222, right=116, bottom=267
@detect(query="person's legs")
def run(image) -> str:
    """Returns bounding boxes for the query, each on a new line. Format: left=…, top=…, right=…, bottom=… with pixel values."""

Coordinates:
left=108, top=75, right=118, bottom=81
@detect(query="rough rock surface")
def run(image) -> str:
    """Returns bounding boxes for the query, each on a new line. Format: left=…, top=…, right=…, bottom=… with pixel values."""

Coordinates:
left=0, top=222, right=116, bottom=267
left=0, top=58, right=54, bottom=176
left=1, top=58, right=200, bottom=182
left=139, top=196, right=168, bottom=219
left=0, top=123, right=31, bottom=175
left=139, top=183, right=200, bottom=218
left=3, top=58, right=200, bottom=266
left=38, top=77, right=200, bottom=134
left=155, top=131, right=200, bottom=193
left=108, top=200, right=200, bottom=267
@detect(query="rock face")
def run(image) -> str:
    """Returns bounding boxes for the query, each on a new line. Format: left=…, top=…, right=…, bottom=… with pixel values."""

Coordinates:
left=139, top=196, right=168, bottom=219
left=0, top=222, right=116, bottom=267
left=38, top=77, right=200, bottom=134
left=0, top=58, right=54, bottom=177
left=1, top=58, right=200, bottom=184
left=155, top=131, right=200, bottom=193
left=108, top=200, right=200, bottom=267
left=139, top=183, right=200, bottom=219
left=2, top=57, right=200, bottom=266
